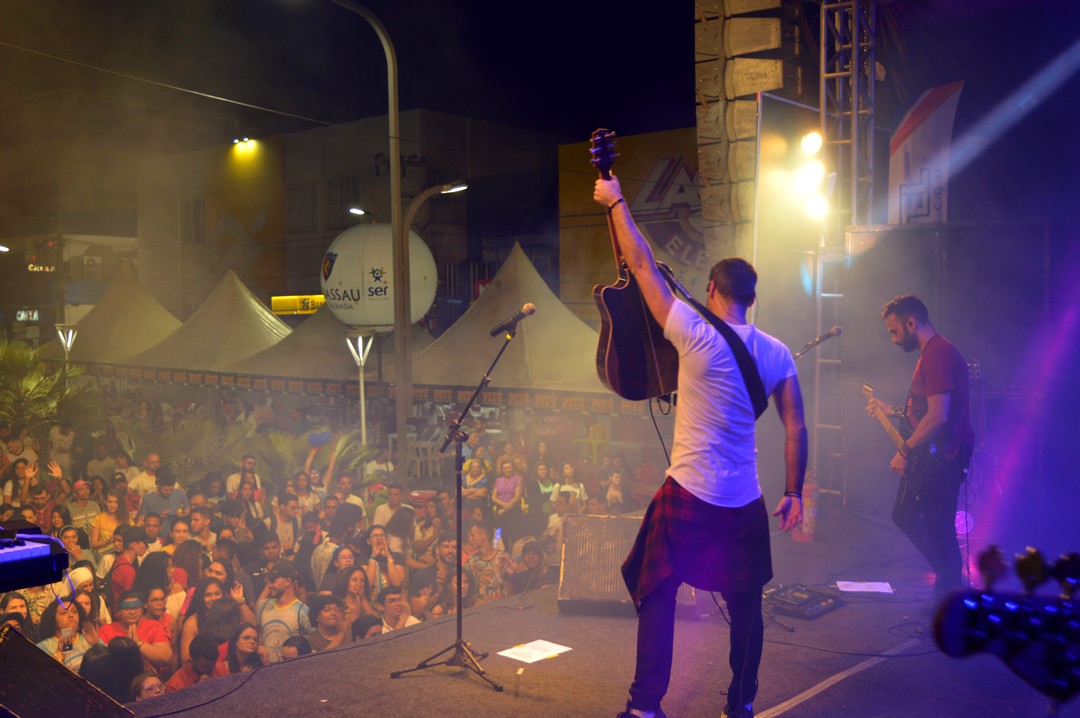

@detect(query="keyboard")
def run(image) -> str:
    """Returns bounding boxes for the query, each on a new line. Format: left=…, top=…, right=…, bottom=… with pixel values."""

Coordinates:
left=0, top=522, right=69, bottom=593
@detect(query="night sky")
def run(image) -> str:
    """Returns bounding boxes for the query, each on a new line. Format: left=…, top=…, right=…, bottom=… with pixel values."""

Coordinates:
left=3, top=0, right=1077, bottom=228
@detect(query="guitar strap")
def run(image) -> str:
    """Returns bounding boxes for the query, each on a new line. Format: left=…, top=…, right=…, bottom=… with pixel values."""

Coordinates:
left=699, top=310, right=770, bottom=420
left=662, top=264, right=769, bottom=419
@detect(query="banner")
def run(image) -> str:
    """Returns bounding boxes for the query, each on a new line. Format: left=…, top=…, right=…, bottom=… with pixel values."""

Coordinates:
left=888, top=81, right=964, bottom=224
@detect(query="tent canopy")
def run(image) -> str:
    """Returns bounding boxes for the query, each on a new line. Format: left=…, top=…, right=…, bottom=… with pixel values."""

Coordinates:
left=39, top=263, right=182, bottom=364
left=124, top=271, right=291, bottom=370
left=373, top=243, right=607, bottom=394
left=219, top=305, right=432, bottom=381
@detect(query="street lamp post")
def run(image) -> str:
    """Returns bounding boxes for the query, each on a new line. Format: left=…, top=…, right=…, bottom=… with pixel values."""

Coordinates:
left=345, top=332, right=375, bottom=446
left=328, top=0, right=408, bottom=478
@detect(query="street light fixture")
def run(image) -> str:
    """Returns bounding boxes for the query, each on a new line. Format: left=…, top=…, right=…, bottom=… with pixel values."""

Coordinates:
left=56, top=323, right=78, bottom=391
left=56, top=323, right=78, bottom=359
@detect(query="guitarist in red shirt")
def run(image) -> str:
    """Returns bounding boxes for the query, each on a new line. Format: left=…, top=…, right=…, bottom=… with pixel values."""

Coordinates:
left=866, top=294, right=974, bottom=603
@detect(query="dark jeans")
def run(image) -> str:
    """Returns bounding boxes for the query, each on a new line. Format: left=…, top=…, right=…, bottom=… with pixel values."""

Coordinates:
left=629, top=575, right=764, bottom=712
left=891, top=449, right=969, bottom=596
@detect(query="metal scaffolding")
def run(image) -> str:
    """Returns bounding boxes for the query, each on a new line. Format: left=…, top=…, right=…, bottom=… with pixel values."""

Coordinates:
left=812, top=0, right=877, bottom=500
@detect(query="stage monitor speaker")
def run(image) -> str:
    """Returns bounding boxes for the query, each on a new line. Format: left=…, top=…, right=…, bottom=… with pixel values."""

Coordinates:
left=557, top=515, right=699, bottom=617
left=0, top=626, right=132, bottom=718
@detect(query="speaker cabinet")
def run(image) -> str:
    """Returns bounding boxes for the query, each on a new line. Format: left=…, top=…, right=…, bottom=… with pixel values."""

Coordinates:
left=557, top=515, right=699, bottom=617
left=0, top=626, right=131, bottom=718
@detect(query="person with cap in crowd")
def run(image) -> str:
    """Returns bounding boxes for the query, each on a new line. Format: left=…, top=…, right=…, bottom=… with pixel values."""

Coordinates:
left=65, top=478, right=101, bottom=535
left=255, top=559, right=312, bottom=663
left=53, top=564, right=112, bottom=626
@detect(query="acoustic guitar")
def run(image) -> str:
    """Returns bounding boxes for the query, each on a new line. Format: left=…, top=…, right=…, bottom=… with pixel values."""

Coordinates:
left=590, top=128, right=679, bottom=401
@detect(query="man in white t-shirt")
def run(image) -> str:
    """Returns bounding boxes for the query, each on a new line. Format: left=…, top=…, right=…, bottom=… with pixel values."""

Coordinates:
left=371, top=483, right=404, bottom=529
left=595, top=177, right=807, bottom=718
left=129, top=452, right=167, bottom=497
left=363, top=447, right=394, bottom=483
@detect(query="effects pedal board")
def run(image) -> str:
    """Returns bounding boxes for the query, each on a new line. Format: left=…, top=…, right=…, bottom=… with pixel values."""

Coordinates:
left=765, top=584, right=842, bottom=619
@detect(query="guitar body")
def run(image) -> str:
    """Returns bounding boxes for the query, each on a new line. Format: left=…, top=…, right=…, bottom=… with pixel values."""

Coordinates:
left=593, top=266, right=679, bottom=401
left=898, top=444, right=931, bottom=501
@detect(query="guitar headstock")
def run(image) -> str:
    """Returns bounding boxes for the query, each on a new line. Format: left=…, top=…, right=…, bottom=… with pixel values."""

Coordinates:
left=860, top=384, right=875, bottom=400
left=589, top=128, right=618, bottom=180
left=935, top=545, right=1080, bottom=703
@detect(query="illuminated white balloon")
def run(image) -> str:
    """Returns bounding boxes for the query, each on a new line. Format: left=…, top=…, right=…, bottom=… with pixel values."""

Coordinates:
left=320, top=223, right=437, bottom=329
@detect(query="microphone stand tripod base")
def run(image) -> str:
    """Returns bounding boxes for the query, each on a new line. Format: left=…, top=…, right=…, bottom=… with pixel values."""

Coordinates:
left=390, top=638, right=501, bottom=691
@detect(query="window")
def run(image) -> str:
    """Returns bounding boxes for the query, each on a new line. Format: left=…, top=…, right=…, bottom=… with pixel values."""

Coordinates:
left=287, top=180, right=319, bottom=234
left=326, top=176, right=364, bottom=232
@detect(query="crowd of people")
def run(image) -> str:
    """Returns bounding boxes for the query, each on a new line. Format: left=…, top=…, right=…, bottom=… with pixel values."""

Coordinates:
left=1, top=406, right=639, bottom=705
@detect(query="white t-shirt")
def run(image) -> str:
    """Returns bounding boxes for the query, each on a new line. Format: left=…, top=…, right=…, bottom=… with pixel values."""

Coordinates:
left=663, top=300, right=796, bottom=508
left=129, top=471, right=158, bottom=497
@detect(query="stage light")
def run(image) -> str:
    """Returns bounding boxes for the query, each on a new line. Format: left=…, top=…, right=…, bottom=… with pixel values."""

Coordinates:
left=232, top=136, right=251, bottom=144
left=954, top=510, right=974, bottom=536
left=0, top=245, right=9, bottom=253
left=440, top=183, right=468, bottom=194
left=805, top=194, right=829, bottom=220
left=793, top=160, right=826, bottom=195
left=349, top=207, right=366, bottom=216
left=800, top=131, right=823, bottom=155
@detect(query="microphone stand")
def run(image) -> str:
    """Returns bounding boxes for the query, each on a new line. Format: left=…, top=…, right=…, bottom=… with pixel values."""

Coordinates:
left=389, top=325, right=521, bottom=691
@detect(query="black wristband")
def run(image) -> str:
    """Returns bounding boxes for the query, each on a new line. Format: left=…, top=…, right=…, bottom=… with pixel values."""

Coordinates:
left=608, top=197, right=626, bottom=210
left=784, top=491, right=802, bottom=499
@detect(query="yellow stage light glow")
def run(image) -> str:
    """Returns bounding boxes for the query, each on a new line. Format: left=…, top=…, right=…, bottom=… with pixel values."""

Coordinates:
left=805, top=194, right=829, bottom=220
left=800, top=131, right=823, bottom=155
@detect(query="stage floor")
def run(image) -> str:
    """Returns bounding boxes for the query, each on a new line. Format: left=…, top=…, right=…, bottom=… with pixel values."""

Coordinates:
left=133, top=506, right=1077, bottom=717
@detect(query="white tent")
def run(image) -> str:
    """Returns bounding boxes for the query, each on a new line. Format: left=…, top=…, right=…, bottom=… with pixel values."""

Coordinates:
left=124, top=271, right=291, bottom=371
left=39, top=263, right=182, bottom=364
left=373, top=243, right=608, bottom=394
left=219, top=304, right=433, bottom=381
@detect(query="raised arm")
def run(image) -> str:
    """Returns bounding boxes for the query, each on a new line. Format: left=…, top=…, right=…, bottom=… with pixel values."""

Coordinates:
left=594, top=177, right=675, bottom=326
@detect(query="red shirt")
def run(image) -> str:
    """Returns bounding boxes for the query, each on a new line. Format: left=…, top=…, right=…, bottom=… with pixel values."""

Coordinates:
left=98, top=617, right=169, bottom=646
left=907, top=333, right=974, bottom=458
left=110, top=553, right=138, bottom=608
left=165, top=661, right=230, bottom=692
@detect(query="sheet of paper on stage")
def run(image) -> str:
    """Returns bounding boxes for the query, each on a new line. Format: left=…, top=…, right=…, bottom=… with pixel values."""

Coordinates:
left=836, top=581, right=894, bottom=593
left=498, top=639, right=573, bottom=663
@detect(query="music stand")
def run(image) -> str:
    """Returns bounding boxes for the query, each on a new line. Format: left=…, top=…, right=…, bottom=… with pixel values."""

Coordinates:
left=389, top=327, right=521, bottom=691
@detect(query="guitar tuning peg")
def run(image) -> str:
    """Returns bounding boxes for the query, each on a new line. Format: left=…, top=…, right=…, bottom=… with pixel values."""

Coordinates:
left=977, top=544, right=1007, bottom=590
left=1049, top=552, right=1080, bottom=600
left=1014, top=546, right=1049, bottom=595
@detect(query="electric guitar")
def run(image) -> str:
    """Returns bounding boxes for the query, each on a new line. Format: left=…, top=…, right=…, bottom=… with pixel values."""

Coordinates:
left=590, top=128, right=679, bottom=401
left=935, top=546, right=1080, bottom=704
left=861, top=384, right=930, bottom=499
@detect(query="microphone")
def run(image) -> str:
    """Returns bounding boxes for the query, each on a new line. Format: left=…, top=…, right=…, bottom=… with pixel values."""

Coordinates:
left=819, top=325, right=842, bottom=341
left=793, top=326, right=842, bottom=360
left=490, top=303, right=536, bottom=337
